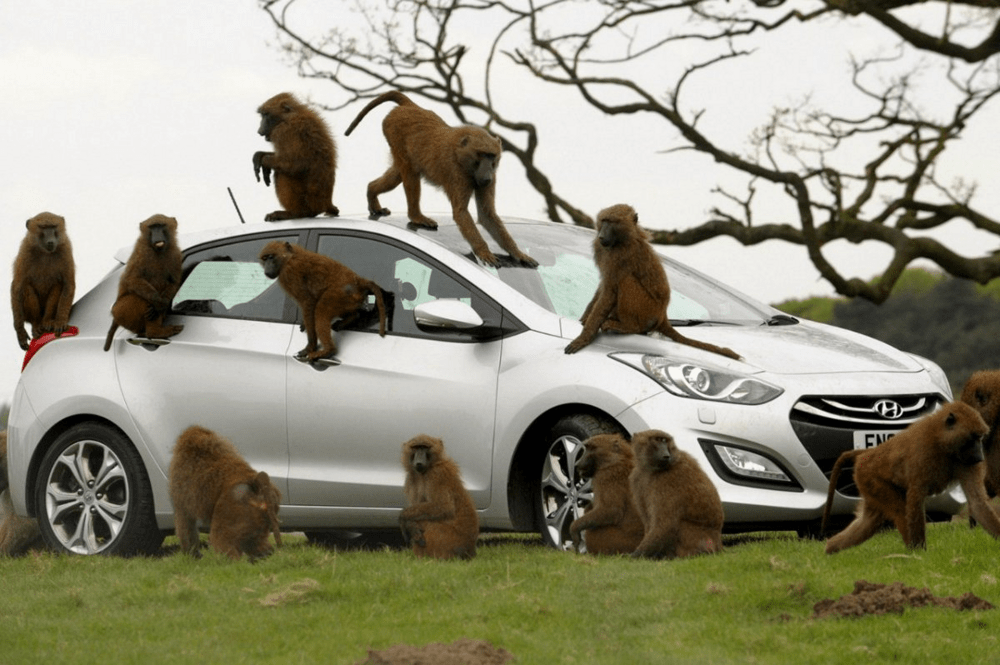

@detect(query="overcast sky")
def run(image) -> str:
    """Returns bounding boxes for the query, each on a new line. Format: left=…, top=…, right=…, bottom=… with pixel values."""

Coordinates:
left=2, top=1, right=998, bottom=403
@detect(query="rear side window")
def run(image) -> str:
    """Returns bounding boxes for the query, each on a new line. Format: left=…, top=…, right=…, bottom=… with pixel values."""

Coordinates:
left=173, top=235, right=299, bottom=322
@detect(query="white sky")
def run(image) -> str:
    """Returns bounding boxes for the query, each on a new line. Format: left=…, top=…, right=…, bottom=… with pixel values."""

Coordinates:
left=2, top=1, right=998, bottom=403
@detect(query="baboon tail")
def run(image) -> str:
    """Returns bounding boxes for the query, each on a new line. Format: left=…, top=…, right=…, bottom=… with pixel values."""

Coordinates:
left=103, top=321, right=119, bottom=352
left=821, top=449, right=863, bottom=535
left=344, top=90, right=414, bottom=136
left=656, top=322, right=741, bottom=361
left=370, top=283, right=387, bottom=337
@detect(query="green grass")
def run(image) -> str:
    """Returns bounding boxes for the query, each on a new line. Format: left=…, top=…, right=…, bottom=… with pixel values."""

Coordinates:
left=2, top=525, right=999, bottom=664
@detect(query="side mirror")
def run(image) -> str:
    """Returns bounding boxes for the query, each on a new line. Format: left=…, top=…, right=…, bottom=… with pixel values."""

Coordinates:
left=413, top=299, right=484, bottom=330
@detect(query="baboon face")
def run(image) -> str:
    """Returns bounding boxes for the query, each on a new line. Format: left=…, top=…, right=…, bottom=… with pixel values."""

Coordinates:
left=575, top=434, right=628, bottom=480
left=632, top=429, right=676, bottom=471
left=940, top=404, right=988, bottom=466
left=961, top=371, right=1000, bottom=432
left=402, top=435, right=443, bottom=474
left=258, top=241, right=293, bottom=279
left=27, top=213, right=66, bottom=253
left=457, top=133, right=502, bottom=188
left=257, top=92, right=296, bottom=140
left=596, top=204, right=638, bottom=248
left=140, top=215, right=178, bottom=252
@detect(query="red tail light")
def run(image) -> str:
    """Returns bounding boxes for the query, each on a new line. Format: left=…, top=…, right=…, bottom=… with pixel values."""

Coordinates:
left=21, top=326, right=79, bottom=371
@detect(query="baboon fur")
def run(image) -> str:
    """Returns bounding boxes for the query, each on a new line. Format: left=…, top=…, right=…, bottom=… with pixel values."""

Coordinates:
left=253, top=92, right=339, bottom=221
left=0, top=431, right=44, bottom=556
left=169, top=426, right=282, bottom=560
left=569, top=434, right=645, bottom=555
left=960, top=370, right=1000, bottom=501
left=629, top=429, right=724, bottom=559
left=103, top=214, right=184, bottom=351
left=11, top=212, right=75, bottom=350
left=399, top=435, right=479, bottom=560
left=822, top=401, right=1000, bottom=554
left=565, top=204, right=739, bottom=359
left=344, top=90, right=536, bottom=268
left=258, top=240, right=386, bottom=361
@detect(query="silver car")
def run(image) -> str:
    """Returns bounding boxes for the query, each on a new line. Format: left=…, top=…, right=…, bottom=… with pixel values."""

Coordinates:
left=6, top=214, right=958, bottom=555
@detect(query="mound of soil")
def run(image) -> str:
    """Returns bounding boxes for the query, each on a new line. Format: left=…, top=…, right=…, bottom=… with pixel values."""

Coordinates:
left=813, top=580, right=994, bottom=619
left=355, top=638, right=514, bottom=665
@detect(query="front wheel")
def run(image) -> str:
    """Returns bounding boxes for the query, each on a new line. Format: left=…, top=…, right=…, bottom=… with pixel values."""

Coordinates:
left=34, top=423, right=163, bottom=556
left=536, top=414, right=624, bottom=550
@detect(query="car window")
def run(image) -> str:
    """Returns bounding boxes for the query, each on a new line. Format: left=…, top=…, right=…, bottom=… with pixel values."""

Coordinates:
left=174, top=235, right=299, bottom=322
left=315, top=233, right=503, bottom=338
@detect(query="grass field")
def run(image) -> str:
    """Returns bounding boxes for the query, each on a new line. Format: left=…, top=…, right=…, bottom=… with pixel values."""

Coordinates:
left=1, top=523, right=999, bottom=664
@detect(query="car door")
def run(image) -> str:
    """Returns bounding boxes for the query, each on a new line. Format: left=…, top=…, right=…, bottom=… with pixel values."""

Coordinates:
left=110, top=232, right=302, bottom=496
left=284, top=231, right=506, bottom=510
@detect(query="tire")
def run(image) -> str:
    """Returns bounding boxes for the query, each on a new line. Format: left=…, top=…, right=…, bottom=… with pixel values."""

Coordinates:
left=34, top=422, right=163, bottom=556
left=536, top=413, right=623, bottom=550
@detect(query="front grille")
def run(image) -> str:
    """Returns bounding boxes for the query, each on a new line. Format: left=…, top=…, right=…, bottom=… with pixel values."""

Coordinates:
left=790, top=393, right=945, bottom=497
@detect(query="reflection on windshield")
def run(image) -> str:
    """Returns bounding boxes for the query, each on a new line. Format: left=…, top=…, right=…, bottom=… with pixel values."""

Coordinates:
left=464, top=223, right=768, bottom=323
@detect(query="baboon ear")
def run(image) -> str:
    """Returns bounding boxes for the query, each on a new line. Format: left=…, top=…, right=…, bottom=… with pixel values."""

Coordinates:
left=946, top=412, right=957, bottom=427
left=283, top=242, right=292, bottom=251
left=460, top=136, right=471, bottom=147
left=231, top=483, right=251, bottom=502
left=253, top=471, right=270, bottom=490
left=25, top=219, right=31, bottom=229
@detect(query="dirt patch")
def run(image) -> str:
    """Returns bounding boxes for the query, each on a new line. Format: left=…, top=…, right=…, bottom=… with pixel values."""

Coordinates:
left=813, top=580, right=995, bottom=619
left=355, top=638, right=514, bottom=664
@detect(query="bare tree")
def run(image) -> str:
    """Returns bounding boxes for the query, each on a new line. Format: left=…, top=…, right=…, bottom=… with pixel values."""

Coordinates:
left=261, top=0, right=1000, bottom=303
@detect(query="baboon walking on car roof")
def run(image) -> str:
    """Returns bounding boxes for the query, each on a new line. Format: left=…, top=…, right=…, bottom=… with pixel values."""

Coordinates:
left=345, top=90, right=536, bottom=268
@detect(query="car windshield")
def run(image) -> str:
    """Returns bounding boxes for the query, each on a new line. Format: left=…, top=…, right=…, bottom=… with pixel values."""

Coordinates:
left=428, top=221, right=770, bottom=324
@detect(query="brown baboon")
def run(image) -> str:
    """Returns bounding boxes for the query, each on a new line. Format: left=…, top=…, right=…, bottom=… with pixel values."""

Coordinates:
left=258, top=240, right=386, bottom=361
left=399, top=435, right=479, bottom=560
left=569, top=434, right=645, bottom=555
left=344, top=91, right=536, bottom=268
left=103, top=215, right=184, bottom=351
left=253, top=92, right=339, bottom=221
left=0, top=431, right=44, bottom=556
left=629, top=429, right=724, bottom=559
left=822, top=401, right=1000, bottom=554
left=960, top=370, right=1000, bottom=502
left=11, top=212, right=75, bottom=350
left=565, top=204, right=740, bottom=359
left=169, top=425, right=282, bottom=561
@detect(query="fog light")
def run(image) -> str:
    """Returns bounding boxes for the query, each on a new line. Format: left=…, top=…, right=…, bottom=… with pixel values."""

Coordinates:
left=715, top=444, right=791, bottom=483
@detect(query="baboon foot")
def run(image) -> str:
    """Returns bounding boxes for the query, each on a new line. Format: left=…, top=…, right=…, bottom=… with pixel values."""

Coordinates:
left=407, top=215, right=438, bottom=230
left=368, top=207, right=391, bottom=220
left=473, top=248, right=501, bottom=268
left=512, top=251, right=538, bottom=268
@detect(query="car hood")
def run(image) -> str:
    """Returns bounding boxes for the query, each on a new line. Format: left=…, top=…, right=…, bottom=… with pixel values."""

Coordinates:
left=581, top=318, right=924, bottom=375
left=701, top=319, right=922, bottom=375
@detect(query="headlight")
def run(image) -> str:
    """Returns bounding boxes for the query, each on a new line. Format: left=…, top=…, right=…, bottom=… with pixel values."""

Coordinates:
left=613, top=353, right=783, bottom=405
left=907, top=353, right=952, bottom=399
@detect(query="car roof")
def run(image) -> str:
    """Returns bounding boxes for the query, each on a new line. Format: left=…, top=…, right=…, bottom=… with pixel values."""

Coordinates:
left=112, top=212, right=584, bottom=264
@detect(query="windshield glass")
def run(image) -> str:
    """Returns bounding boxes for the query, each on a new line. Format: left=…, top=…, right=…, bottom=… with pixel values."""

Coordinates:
left=430, top=221, right=770, bottom=324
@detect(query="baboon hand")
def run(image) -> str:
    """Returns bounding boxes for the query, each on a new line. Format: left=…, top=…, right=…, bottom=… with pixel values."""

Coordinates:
left=252, top=151, right=272, bottom=186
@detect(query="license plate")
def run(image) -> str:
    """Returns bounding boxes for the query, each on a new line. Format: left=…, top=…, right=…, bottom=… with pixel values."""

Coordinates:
left=853, top=431, right=898, bottom=450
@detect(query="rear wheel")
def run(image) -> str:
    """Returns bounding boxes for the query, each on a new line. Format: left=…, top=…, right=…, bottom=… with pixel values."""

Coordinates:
left=536, top=414, right=623, bottom=549
left=34, top=423, right=163, bottom=556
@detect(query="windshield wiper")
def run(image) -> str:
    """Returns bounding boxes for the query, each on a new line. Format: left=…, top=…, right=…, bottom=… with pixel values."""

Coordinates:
left=670, top=319, right=738, bottom=327
left=764, top=314, right=799, bottom=326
